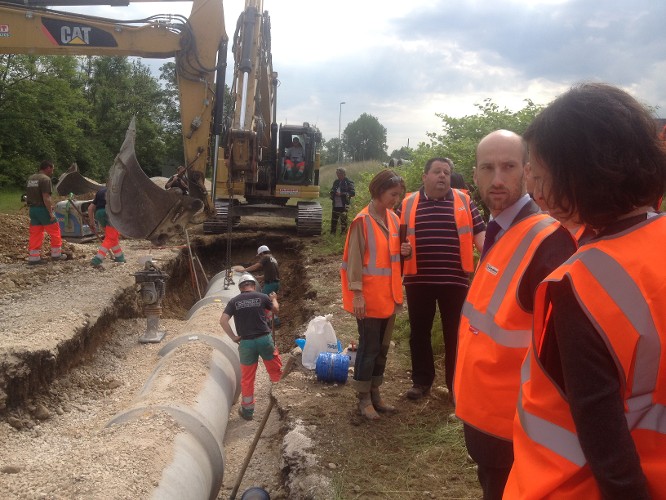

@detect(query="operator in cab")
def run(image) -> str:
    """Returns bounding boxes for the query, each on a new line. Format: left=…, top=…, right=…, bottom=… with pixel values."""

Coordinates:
left=284, top=137, right=305, bottom=179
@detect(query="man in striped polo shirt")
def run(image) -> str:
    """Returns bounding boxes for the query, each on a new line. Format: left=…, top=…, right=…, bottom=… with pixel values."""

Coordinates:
left=399, top=158, right=486, bottom=400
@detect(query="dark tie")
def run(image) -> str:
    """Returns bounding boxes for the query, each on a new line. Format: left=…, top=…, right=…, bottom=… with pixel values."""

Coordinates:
left=481, top=220, right=501, bottom=259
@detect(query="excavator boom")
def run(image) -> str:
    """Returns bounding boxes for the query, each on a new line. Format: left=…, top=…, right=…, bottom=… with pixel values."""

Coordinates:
left=206, top=0, right=323, bottom=236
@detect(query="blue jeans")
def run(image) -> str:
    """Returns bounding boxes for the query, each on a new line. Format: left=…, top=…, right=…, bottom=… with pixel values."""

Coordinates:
left=352, top=315, right=395, bottom=393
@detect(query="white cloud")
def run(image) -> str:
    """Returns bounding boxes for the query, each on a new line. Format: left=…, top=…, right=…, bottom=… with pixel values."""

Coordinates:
left=59, top=0, right=666, bottom=153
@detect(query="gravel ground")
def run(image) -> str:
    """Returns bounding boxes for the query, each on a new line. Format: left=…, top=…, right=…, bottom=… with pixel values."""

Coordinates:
left=0, top=213, right=331, bottom=499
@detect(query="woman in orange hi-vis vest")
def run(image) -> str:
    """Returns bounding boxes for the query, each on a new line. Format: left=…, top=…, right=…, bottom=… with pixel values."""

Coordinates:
left=504, top=83, right=666, bottom=499
left=341, top=169, right=412, bottom=421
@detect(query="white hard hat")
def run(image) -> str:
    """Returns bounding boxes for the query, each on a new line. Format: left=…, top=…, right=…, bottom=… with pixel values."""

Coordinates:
left=238, top=273, right=258, bottom=287
left=256, top=245, right=270, bottom=255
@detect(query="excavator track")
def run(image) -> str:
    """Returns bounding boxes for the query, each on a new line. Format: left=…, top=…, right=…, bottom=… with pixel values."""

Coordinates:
left=296, top=202, right=322, bottom=236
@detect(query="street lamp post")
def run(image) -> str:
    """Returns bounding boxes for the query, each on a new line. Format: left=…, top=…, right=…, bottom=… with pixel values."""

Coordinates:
left=337, top=101, right=346, bottom=163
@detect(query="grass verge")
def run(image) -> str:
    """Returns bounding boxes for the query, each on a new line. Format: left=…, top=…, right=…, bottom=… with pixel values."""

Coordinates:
left=0, top=188, right=24, bottom=213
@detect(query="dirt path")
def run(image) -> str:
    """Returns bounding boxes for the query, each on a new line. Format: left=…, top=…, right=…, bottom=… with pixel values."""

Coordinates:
left=0, top=212, right=481, bottom=499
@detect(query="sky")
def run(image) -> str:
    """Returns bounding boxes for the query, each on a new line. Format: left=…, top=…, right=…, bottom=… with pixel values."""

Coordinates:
left=69, top=0, right=666, bottom=154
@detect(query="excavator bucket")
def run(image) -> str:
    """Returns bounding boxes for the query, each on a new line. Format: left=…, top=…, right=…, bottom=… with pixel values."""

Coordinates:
left=55, top=163, right=104, bottom=196
left=107, top=118, right=204, bottom=246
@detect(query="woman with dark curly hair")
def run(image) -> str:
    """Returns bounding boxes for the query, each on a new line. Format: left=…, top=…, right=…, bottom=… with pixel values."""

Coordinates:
left=506, top=83, right=666, bottom=499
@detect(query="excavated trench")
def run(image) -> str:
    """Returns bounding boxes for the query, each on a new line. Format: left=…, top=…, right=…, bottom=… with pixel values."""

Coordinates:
left=0, top=230, right=321, bottom=499
left=3, top=232, right=314, bottom=411
left=183, top=231, right=318, bottom=358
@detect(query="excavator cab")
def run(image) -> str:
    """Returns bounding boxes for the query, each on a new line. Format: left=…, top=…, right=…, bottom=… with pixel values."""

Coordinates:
left=277, top=124, right=321, bottom=186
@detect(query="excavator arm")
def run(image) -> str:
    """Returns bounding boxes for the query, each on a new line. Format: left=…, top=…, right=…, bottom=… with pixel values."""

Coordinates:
left=204, top=0, right=323, bottom=236
left=0, top=0, right=227, bottom=245
left=224, top=0, right=276, bottom=188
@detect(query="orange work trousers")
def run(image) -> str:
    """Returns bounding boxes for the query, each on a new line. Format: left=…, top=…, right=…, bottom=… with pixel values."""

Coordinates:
left=28, top=222, right=63, bottom=262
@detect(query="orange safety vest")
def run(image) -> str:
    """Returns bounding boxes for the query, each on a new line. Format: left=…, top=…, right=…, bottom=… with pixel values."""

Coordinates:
left=571, top=224, right=586, bottom=242
left=340, top=206, right=403, bottom=318
left=454, top=213, right=561, bottom=440
left=505, top=214, right=666, bottom=500
left=400, top=189, right=475, bottom=274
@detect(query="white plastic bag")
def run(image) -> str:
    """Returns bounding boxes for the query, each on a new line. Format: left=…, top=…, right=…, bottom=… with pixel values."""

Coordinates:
left=301, top=315, right=338, bottom=369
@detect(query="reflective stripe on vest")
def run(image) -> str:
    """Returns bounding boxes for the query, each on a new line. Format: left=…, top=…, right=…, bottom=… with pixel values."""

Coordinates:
left=518, top=217, right=666, bottom=467
left=402, top=192, right=418, bottom=239
left=360, top=213, right=401, bottom=275
left=454, top=214, right=561, bottom=440
left=516, top=354, right=588, bottom=467
left=462, top=216, right=555, bottom=348
left=518, top=245, right=666, bottom=466
left=340, top=214, right=401, bottom=276
left=340, top=207, right=403, bottom=318
left=452, top=189, right=472, bottom=237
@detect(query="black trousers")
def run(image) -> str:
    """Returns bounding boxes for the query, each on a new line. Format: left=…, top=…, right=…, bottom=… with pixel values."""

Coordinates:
left=405, top=283, right=468, bottom=390
left=463, top=424, right=514, bottom=500
left=331, top=208, right=349, bottom=234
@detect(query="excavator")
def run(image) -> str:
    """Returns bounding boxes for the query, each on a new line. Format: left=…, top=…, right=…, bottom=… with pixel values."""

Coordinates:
left=201, top=0, right=322, bottom=236
left=0, top=0, right=323, bottom=246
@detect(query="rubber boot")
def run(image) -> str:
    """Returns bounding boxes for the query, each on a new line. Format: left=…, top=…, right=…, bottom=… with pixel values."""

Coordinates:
left=91, top=256, right=103, bottom=267
left=114, top=254, right=126, bottom=263
left=357, top=392, right=380, bottom=421
left=371, top=387, right=397, bottom=414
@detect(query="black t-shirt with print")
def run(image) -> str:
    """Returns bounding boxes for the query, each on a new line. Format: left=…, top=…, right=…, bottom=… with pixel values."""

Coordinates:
left=223, top=291, right=272, bottom=338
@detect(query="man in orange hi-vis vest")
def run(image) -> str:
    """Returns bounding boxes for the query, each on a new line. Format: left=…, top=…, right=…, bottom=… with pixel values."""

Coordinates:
left=453, top=130, right=577, bottom=500
left=399, top=158, right=486, bottom=401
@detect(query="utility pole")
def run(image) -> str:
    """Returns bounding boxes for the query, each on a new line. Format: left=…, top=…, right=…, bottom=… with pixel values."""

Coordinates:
left=338, top=101, right=345, bottom=163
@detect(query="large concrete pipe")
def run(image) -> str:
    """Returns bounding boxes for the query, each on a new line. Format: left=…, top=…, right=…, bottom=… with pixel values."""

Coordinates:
left=105, top=269, right=244, bottom=500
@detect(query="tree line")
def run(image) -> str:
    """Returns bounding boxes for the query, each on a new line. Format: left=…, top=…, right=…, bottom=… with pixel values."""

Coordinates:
left=0, top=53, right=393, bottom=188
left=0, top=53, right=544, bottom=196
left=0, top=54, right=185, bottom=188
left=340, top=99, right=545, bottom=222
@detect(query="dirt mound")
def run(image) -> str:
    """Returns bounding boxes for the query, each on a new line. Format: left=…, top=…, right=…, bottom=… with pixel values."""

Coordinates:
left=0, top=212, right=32, bottom=263
left=0, top=212, right=80, bottom=264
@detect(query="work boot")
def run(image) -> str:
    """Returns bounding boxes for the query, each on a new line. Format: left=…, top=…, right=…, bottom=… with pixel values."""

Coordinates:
left=113, top=254, right=126, bottom=263
left=371, top=388, right=397, bottom=414
left=27, top=259, right=46, bottom=266
left=238, top=406, right=254, bottom=421
left=405, top=384, right=431, bottom=400
left=357, top=392, right=380, bottom=421
left=51, top=254, right=68, bottom=262
left=90, top=256, right=103, bottom=267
